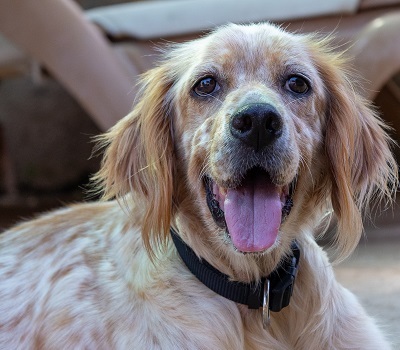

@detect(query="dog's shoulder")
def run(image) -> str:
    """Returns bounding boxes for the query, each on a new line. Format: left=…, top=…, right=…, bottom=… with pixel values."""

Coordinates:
left=0, top=200, right=129, bottom=262
left=0, top=200, right=144, bottom=347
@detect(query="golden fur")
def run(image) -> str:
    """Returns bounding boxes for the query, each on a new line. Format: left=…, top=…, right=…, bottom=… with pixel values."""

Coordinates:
left=0, top=23, right=398, bottom=349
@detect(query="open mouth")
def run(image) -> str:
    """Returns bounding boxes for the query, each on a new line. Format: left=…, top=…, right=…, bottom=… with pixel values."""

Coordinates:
left=204, top=167, right=295, bottom=253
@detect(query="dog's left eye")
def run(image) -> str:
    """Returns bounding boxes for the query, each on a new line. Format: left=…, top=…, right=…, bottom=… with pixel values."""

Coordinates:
left=193, top=77, right=220, bottom=96
left=285, top=76, right=309, bottom=94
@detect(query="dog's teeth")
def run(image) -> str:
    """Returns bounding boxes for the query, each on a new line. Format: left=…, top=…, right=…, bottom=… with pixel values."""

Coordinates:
left=220, top=187, right=227, bottom=196
left=223, top=231, right=231, bottom=245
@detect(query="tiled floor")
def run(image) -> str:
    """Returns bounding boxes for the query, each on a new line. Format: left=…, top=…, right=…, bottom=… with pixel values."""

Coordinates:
left=336, top=239, right=400, bottom=348
left=335, top=204, right=400, bottom=348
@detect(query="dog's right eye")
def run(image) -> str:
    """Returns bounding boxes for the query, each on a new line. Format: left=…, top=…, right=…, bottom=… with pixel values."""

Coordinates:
left=193, top=77, right=220, bottom=96
left=285, top=75, right=310, bottom=94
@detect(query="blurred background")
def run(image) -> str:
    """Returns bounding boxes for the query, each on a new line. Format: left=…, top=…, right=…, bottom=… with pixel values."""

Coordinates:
left=0, top=0, right=399, bottom=346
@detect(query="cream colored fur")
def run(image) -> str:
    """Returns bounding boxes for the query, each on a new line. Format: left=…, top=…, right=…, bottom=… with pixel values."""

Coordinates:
left=0, top=23, right=398, bottom=349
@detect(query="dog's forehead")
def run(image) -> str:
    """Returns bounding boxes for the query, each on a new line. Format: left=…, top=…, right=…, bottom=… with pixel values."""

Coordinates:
left=202, top=24, right=306, bottom=66
left=208, top=24, right=294, bottom=48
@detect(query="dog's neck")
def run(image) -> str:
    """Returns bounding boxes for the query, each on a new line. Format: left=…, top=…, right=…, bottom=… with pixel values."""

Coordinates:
left=170, top=228, right=300, bottom=317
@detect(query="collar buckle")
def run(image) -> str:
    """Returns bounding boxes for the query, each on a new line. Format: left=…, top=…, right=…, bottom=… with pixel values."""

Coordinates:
left=268, top=245, right=300, bottom=312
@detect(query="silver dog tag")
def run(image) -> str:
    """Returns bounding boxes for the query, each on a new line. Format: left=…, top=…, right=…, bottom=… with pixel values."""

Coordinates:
left=262, top=279, right=270, bottom=329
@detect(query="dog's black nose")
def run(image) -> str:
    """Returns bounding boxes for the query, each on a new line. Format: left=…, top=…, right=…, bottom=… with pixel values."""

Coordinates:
left=230, top=103, right=283, bottom=151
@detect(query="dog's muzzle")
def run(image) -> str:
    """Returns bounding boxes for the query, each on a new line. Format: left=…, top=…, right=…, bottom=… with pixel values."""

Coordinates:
left=203, top=103, right=295, bottom=253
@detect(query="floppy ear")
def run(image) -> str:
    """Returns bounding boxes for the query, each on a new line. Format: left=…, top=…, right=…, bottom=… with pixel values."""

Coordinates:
left=92, top=64, right=174, bottom=257
left=308, top=38, right=398, bottom=261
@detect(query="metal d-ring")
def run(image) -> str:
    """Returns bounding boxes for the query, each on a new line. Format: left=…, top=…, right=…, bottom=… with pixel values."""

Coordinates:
left=262, top=279, right=270, bottom=329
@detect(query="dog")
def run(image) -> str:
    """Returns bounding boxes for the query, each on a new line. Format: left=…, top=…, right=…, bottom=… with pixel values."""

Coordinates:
left=0, top=23, right=398, bottom=349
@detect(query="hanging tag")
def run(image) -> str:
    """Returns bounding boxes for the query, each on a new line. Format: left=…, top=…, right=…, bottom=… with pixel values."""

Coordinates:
left=262, top=279, right=270, bottom=329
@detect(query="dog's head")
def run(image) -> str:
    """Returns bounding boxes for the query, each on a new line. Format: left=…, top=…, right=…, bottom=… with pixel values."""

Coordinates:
left=94, top=23, right=398, bottom=278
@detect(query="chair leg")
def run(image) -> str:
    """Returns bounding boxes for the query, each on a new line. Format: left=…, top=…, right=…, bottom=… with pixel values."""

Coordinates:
left=0, top=124, right=17, bottom=198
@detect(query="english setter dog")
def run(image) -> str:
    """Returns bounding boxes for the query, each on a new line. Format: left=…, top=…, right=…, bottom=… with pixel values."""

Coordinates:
left=0, top=23, right=398, bottom=349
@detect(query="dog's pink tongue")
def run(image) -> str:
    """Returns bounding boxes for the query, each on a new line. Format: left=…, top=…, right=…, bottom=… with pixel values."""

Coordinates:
left=224, top=172, right=281, bottom=252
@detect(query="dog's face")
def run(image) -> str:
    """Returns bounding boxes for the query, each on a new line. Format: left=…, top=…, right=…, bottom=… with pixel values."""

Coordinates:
left=172, top=25, right=326, bottom=255
left=95, top=24, right=397, bottom=276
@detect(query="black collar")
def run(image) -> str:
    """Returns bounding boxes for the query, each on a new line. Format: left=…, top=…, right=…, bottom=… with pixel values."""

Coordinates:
left=170, top=228, right=300, bottom=313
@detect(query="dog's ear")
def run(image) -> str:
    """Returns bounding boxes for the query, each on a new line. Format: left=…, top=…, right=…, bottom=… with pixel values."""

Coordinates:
left=306, top=37, right=398, bottom=261
left=93, top=64, right=174, bottom=257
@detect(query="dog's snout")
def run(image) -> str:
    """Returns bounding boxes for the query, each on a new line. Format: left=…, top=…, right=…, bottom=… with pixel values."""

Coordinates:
left=230, top=103, right=283, bottom=151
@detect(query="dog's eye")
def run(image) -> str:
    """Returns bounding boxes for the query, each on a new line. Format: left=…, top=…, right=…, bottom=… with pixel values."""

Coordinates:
left=193, top=77, right=220, bottom=96
left=285, top=76, right=309, bottom=94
